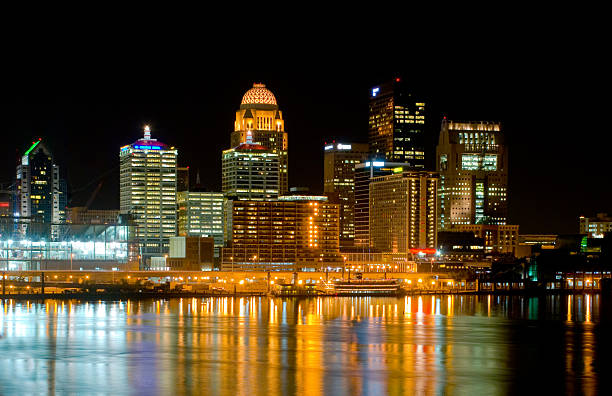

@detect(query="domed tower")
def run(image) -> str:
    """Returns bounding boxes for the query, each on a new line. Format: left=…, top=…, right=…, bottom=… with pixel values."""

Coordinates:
left=230, top=83, right=288, bottom=194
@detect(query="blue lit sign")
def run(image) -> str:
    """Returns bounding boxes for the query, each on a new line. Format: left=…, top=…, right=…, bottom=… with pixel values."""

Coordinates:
left=372, top=87, right=380, bottom=97
left=134, top=145, right=162, bottom=150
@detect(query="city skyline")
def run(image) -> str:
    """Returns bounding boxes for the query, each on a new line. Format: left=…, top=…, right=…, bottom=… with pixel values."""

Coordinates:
left=1, top=71, right=609, bottom=235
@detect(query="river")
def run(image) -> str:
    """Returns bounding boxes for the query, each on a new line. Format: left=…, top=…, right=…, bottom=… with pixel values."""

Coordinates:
left=1, top=295, right=610, bottom=395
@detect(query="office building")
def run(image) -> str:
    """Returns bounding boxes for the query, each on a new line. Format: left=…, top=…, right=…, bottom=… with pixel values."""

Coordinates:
left=323, top=142, right=369, bottom=247
left=451, top=224, right=519, bottom=255
left=222, top=132, right=280, bottom=200
left=230, top=83, right=288, bottom=194
left=120, top=125, right=178, bottom=265
left=437, top=120, right=508, bottom=230
left=580, top=213, right=612, bottom=238
left=354, top=161, right=413, bottom=248
left=221, top=196, right=341, bottom=271
left=369, top=78, right=426, bottom=167
left=15, top=138, right=66, bottom=240
left=369, top=170, right=438, bottom=253
left=66, top=207, right=119, bottom=224
left=177, top=191, right=224, bottom=258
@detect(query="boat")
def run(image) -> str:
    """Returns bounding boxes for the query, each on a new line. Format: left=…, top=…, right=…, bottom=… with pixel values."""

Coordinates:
left=331, top=279, right=401, bottom=296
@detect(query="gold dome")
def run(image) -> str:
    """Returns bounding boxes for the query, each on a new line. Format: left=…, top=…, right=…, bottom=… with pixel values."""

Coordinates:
left=241, top=83, right=277, bottom=106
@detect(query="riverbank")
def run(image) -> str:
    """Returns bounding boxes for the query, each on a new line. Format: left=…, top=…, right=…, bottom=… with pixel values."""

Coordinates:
left=1, top=288, right=605, bottom=301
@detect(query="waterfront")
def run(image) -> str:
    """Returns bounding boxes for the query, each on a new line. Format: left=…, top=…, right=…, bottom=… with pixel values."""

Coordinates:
left=0, top=295, right=610, bottom=395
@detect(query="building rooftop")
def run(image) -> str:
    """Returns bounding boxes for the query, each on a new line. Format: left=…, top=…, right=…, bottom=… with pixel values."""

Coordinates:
left=241, top=83, right=277, bottom=106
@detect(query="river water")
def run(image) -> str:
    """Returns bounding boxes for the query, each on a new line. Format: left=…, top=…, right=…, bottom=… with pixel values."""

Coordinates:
left=0, top=295, right=610, bottom=395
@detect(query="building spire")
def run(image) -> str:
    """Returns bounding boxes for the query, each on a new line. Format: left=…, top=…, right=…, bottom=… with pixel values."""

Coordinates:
left=144, top=125, right=151, bottom=140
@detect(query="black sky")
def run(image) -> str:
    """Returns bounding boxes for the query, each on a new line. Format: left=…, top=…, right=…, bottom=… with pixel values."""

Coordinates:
left=1, top=27, right=608, bottom=235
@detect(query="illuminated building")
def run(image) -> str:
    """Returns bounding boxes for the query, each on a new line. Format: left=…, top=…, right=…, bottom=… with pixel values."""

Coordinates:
left=119, top=125, right=177, bottom=265
left=369, top=171, right=438, bottom=252
left=0, top=224, right=133, bottom=270
left=66, top=207, right=119, bottom=224
left=177, top=191, right=224, bottom=258
left=369, top=78, right=426, bottom=166
left=15, top=138, right=66, bottom=240
left=579, top=213, right=612, bottom=238
left=323, top=142, right=369, bottom=247
left=451, top=224, right=518, bottom=255
left=150, top=236, right=215, bottom=271
left=221, top=196, right=341, bottom=271
left=222, top=132, right=280, bottom=200
left=230, top=83, right=288, bottom=194
left=177, top=167, right=189, bottom=192
left=354, top=161, right=413, bottom=248
left=436, top=120, right=508, bottom=230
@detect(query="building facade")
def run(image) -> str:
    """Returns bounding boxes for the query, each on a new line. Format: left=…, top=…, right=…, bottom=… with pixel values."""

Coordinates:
left=66, top=207, right=119, bottom=224
left=221, top=196, right=341, bottom=271
left=230, top=83, right=288, bottom=194
left=579, top=213, right=612, bottom=238
left=354, top=161, right=413, bottom=248
left=222, top=135, right=280, bottom=200
left=15, top=139, right=66, bottom=240
left=177, top=191, right=224, bottom=258
left=369, top=171, right=438, bottom=253
left=437, top=120, right=508, bottom=230
left=120, top=126, right=177, bottom=264
left=369, top=78, right=426, bottom=167
left=323, top=142, right=369, bottom=247
left=451, top=224, right=519, bottom=255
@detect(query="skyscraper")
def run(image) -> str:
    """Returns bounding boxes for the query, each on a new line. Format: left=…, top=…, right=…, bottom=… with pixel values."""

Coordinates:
left=120, top=126, right=177, bottom=265
left=323, top=141, right=369, bottom=247
left=15, top=138, right=66, bottom=239
left=354, top=161, right=413, bottom=248
left=369, top=170, right=439, bottom=252
left=230, top=83, right=288, bottom=194
left=222, top=133, right=280, bottom=200
left=369, top=78, right=426, bottom=167
left=436, top=120, right=508, bottom=230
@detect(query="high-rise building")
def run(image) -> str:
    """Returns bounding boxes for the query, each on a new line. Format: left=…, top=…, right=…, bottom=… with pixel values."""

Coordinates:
left=177, top=191, right=224, bottom=258
left=222, top=133, right=280, bottom=200
left=323, top=142, right=369, bottom=247
left=369, top=78, right=426, bottom=167
left=436, top=120, right=508, bottom=230
left=221, top=196, right=341, bottom=271
left=369, top=170, right=438, bottom=253
left=120, top=126, right=178, bottom=264
left=580, top=213, right=612, bottom=238
left=15, top=138, right=66, bottom=239
left=230, top=83, right=288, bottom=194
left=354, top=161, right=413, bottom=248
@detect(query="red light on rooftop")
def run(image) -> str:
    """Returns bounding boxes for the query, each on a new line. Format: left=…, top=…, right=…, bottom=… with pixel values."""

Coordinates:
left=395, top=78, right=401, bottom=82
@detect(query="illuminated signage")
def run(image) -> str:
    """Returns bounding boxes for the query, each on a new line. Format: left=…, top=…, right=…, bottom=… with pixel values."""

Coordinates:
left=393, top=166, right=403, bottom=174
left=409, top=248, right=437, bottom=255
left=336, top=144, right=352, bottom=150
left=134, top=145, right=162, bottom=150
left=372, top=161, right=385, bottom=167
left=324, top=144, right=334, bottom=150
left=372, top=87, right=380, bottom=97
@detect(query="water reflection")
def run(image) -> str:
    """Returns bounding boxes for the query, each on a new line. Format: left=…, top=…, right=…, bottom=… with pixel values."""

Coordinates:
left=0, top=295, right=607, bottom=395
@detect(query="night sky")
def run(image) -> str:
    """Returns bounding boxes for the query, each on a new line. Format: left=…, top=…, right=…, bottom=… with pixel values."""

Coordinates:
left=1, top=42, right=608, bottom=235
